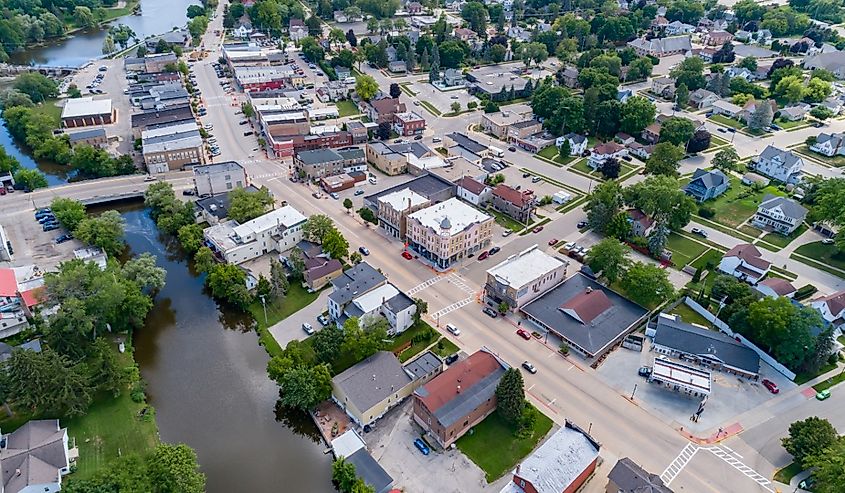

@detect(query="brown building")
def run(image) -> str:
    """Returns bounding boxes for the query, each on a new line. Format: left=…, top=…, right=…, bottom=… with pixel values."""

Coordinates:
left=492, top=184, right=536, bottom=224
left=60, top=97, right=116, bottom=128
left=303, top=257, right=344, bottom=291
left=66, top=128, right=108, bottom=148
left=130, top=105, right=194, bottom=139
left=361, top=97, right=406, bottom=124
left=412, top=349, right=508, bottom=448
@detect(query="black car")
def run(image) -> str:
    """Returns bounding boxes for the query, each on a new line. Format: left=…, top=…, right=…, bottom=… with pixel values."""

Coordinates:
left=55, top=234, right=72, bottom=244
left=577, top=220, right=588, bottom=229
left=358, top=246, right=370, bottom=256
left=522, top=172, right=531, bottom=178
left=488, top=246, right=501, bottom=255
left=483, top=307, right=498, bottom=318
left=182, top=189, right=195, bottom=196
left=508, top=146, right=516, bottom=152
left=444, top=354, right=459, bottom=365
left=43, top=223, right=59, bottom=232
left=638, top=366, right=652, bottom=377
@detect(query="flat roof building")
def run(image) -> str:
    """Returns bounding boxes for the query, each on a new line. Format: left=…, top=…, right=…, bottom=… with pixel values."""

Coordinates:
left=193, top=161, right=248, bottom=197
left=61, top=97, right=116, bottom=128
left=363, top=173, right=455, bottom=212
left=649, top=357, right=712, bottom=397
left=203, top=206, right=306, bottom=264
left=485, top=245, right=569, bottom=310
left=406, top=198, right=493, bottom=269
left=142, top=122, right=204, bottom=173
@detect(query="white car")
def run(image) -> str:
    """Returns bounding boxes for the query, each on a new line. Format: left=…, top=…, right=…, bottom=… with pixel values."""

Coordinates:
left=691, top=227, right=708, bottom=238
left=446, top=324, right=461, bottom=336
left=302, top=323, right=315, bottom=335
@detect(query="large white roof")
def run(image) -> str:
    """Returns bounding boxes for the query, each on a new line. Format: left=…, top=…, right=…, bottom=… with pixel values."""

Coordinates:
left=487, top=245, right=566, bottom=289
left=141, top=121, right=197, bottom=139
left=61, top=97, right=113, bottom=118
left=378, top=189, right=428, bottom=210
left=408, top=197, right=491, bottom=233
left=232, top=205, right=306, bottom=240
left=353, top=283, right=400, bottom=315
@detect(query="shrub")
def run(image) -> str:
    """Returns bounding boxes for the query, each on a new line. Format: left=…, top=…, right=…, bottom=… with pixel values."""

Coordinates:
left=698, top=206, right=716, bottom=218
left=559, top=342, right=569, bottom=355
left=629, top=236, right=648, bottom=249
left=794, top=284, right=818, bottom=301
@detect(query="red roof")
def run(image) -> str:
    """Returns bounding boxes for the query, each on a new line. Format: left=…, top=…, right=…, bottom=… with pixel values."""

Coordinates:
left=457, top=176, right=487, bottom=195
left=758, top=278, right=795, bottom=296
left=820, top=290, right=845, bottom=315
left=724, top=243, right=771, bottom=270
left=0, top=269, right=17, bottom=298
left=593, top=142, right=624, bottom=156
left=371, top=97, right=406, bottom=116
left=627, top=209, right=654, bottom=228
left=416, top=351, right=502, bottom=414
left=20, top=288, right=44, bottom=307
left=493, top=184, right=534, bottom=207
left=561, top=289, right=613, bottom=324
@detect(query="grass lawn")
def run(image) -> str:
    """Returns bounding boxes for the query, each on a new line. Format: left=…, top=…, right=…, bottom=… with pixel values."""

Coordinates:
left=249, top=283, right=321, bottom=358
left=336, top=100, right=360, bottom=117
left=431, top=337, right=459, bottom=358
left=704, top=178, right=785, bottom=228
left=395, top=321, right=438, bottom=363
left=571, top=159, right=598, bottom=176
left=456, top=404, right=553, bottom=482
left=776, top=118, right=806, bottom=130
left=487, top=207, right=525, bottom=232
left=793, top=144, right=845, bottom=167
left=709, top=134, right=730, bottom=147
left=689, top=248, right=723, bottom=272
left=761, top=224, right=808, bottom=249
left=737, top=224, right=763, bottom=238
left=793, top=242, right=845, bottom=272
left=812, top=367, right=845, bottom=392
left=774, top=462, right=803, bottom=485
left=537, top=146, right=559, bottom=160
left=666, top=233, right=708, bottom=269
left=31, top=98, right=62, bottom=125
left=419, top=101, right=442, bottom=116
left=795, top=360, right=838, bottom=385
left=669, top=303, right=712, bottom=328
left=709, top=114, right=745, bottom=130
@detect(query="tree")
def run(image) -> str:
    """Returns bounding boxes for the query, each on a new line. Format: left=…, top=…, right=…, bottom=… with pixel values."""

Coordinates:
left=414, top=298, right=428, bottom=323
left=658, top=117, right=695, bottom=146
left=739, top=56, right=758, bottom=71
left=774, top=75, right=804, bottom=103
left=686, top=129, right=711, bottom=153
left=178, top=224, right=204, bottom=254
left=670, top=57, right=706, bottom=91
left=346, top=29, right=357, bottom=47
left=809, top=437, right=845, bottom=493
left=102, top=35, right=116, bottom=55
left=601, top=158, right=621, bottom=179
left=122, top=253, right=166, bottom=293
left=228, top=187, right=274, bottom=223
left=322, top=228, right=349, bottom=260
left=206, top=264, right=253, bottom=310
left=51, top=197, right=86, bottom=232
left=302, top=215, right=335, bottom=243
left=810, top=106, right=834, bottom=120
left=312, top=325, right=344, bottom=364
left=366, top=17, right=378, bottom=33
left=44, top=298, right=95, bottom=359
left=484, top=101, right=500, bottom=113
left=748, top=100, right=773, bottom=130
left=782, top=417, right=838, bottom=468
left=355, top=75, right=378, bottom=101
left=585, top=180, right=624, bottom=234
left=89, top=338, right=126, bottom=397
left=460, top=1, right=488, bottom=35
left=377, top=122, right=391, bottom=140
left=450, top=101, right=461, bottom=113
left=75, top=210, right=126, bottom=257
left=620, top=96, right=656, bottom=135
left=389, top=83, right=401, bottom=99
left=626, top=57, right=654, bottom=82
left=4, top=348, right=93, bottom=417
left=489, top=44, right=506, bottom=63
left=495, top=368, right=525, bottom=425
left=675, top=83, right=689, bottom=108
left=712, top=148, right=739, bottom=171
left=241, top=102, right=255, bottom=118
left=269, top=258, right=289, bottom=298
left=343, top=198, right=353, bottom=212
left=194, top=247, right=215, bottom=274
left=333, top=457, right=358, bottom=493
left=587, top=238, right=630, bottom=283
left=13, top=168, right=47, bottom=190
left=645, top=142, right=684, bottom=176
left=621, top=262, right=674, bottom=307
left=74, top=6, right=96, bottom=28
left=625, top=175, right=697, bottom=231
left=558, top=139, right=571, bottom=159
left=147, top=444, right=206, bottom=493
left=804, top=77, right=832, bottom=103
left=187, top=4, right=206, bottom=17
left=711, top=41, right=735, bottom=64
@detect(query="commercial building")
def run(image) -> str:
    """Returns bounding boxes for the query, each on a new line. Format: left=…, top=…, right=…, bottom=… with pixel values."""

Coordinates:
left=485, top=246, right=568, bottom=310
left=521, top=273, right=649, bottom=359
left=320, top=172, right=366, bottom=193
left=66, top=128, right=108, bottom=148
left=61, top=97, right=116, bottom=128
left=718, top=243, right=771, bottom=285
left=413, top=348, right=508, bottom=448
left=649, top=357, right=712, bottom=398
left=142, top=122, right=205, bottom=173
left=393, top=111, right=426, bottom=136
left=193, top=161, right=248, bottom=197
left=446, top=132, right=489, bottom=162
left=406, top=198, right=494, bottom=269
left=502, top=421, right=601, bottom=493
left=143, top=52, right=178, bottom=73
left=377, top=188, right=431, bottom=239
left=366, top=141, right=433, bottom=176
left=627, top=35, right=692, bottom=57
left=480, top=104, right=534, bottom=140
left=652, top=313, right=760, bottom=378
left=234, top=66, right=304, bottom=91
left=194, top=185, right=262, bottom=225
left=0, top=419, right=76, bottom=493
left=359, top=97, right=406, bottom=124
left=606, top=458, right=674, bottom=493
left=491, top=184, right=536, bottom=224
left=203, top=206, right=306, bottom=264
left=331, top=351, right=416, bottom=427
left=130, top=105, right=194, bottom=139
left=363, top=173, right=455, bottom=213
left=293, top=147, right=366, bottom=180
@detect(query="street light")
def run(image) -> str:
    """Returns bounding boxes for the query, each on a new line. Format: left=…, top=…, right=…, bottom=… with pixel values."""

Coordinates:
left=259, top=295, right=268, bottom=324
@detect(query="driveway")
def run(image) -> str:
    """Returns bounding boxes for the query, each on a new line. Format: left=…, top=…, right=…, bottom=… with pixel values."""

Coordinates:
left=268, top=289, right=331, bottom=348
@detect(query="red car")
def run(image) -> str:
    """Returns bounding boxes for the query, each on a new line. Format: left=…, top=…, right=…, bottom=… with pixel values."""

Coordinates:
left=533, top=226, right=544, bottom=233
left=478, top=251, right=489, bottom=261
left=401, top=251, right=413, bottom=260
left=548, top=238, right=557, bottom=246
left=762, top=379, right=779, bottom=394
left=516, top=329, right=531, bottom=340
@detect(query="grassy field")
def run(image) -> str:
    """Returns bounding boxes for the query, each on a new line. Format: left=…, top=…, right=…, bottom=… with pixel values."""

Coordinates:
left=776, top=118, right=806, bottom=130
left=666, top=233, right=708, bottom=269
left=537, top=146, right=559, bottom=160
left=31, top=98, right=62, bottom=124
left=249, top=283, right=322, bottom=358
left=669, top=302, right=713, bottom=328
left=709, top=114, right=745, bottom=129
left=793, top=242, right=845, bottom=272
left=336, top=100, right=360, bottom=117
left=456, top=405, right=553, bottom=482
left=704, top=178, right=785, bottom=228
left=419, top=101, right=442, bottom=116
left=397, top=321, right=439, bottom=363
left=689, top=248, right=723, bottom=272
left=761, top=224, right=807, bottom=249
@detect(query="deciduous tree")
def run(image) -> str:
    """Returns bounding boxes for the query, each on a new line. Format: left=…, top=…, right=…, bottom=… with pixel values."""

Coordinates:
left=621, top=262, right=674, bottom=307
left=586, top=238, right=630, bottom=283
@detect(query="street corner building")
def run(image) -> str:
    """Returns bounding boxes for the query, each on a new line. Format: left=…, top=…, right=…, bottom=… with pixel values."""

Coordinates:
left=484, top=245, right=569, bottom=311
left=405, top=198, right=494, bottom=270
left=60, top=97, right=116, bottom=128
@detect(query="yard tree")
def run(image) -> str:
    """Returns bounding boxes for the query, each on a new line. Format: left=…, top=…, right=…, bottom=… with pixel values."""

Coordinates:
left=585, top=180, right=624, bottom=234
left=711, top=41, right=735, bottom=64
left=389, top=83, right=401, bottom=99
left=302, top=215, right=335, bottom=243
left=490, top=44, right=507, bottom=63
left=269, top=258, right=289, bottom=297
left=495, top=368, right=525, bottom=425
left=50, top=197, right=86, bottom=232
left=601, top=157, right=621, bottom=179
left=625, top=175, right=697, bottom=230
left=206, top=263, right=253, bottom=310
left=520, top=42, right=548, bottom=67
left=626, top=57, right=653, bottom=81
left=606, top=211, right=632, bottom=241
left=809, top=437, right=845, bottom=493
left=178, top=223, right=205, bottom=254
left=733, top=297, right=818, bottom=371
left=44, top=298, right=95, bottom=359
left=739, top=56, right=758, bottom=71
left=355, top=75, right=379, bottom=101
left=460, top=1, right=488, bottom=35
left=147, top=444, right=206, bottom=493
left=194, top=247, right=215, bottom=274
left=13, top=73, right=58, bottom=102
left=774, top=75, right=804, bottom=103
left=803, top=77, right=832, bottom=103
left=276, top=363, right=333, bottom=410
left=346, top=29, right=357, bottom=47
left=414, top=298, right=428, bottom=323
left=712, top=147, right=740, bottom=171
left=621, top=262, right=674, bottom=307
left=670, top=57, right=706, bottom=91
left=658, top=117, right=696, bottom=147
left=438, top=40, right=467, bottom=69
left=4, top=347, right=93, bottom=417
left=586, top=238, right=630, bottom=283
left=13, top=169, right=47, bottom=190
left=810, top=106, right=834, bottom=120
left=813, top=178, right=845, bottom=226
left=450, top=101, right=461, bottom=113
left=89, top=338, right=126, bottom=397
left=647, top=223, right=670, bottom=257
left=620, top=96, right=656, bottom=135
left=674, top=83, right=690, bottom=108
left=228, top=187, right=274, bottom=223
left=377, top=122, right=391, bottom=140
left=313, top=325, right=345, bottom=364
left=748, top=100, right=774, bottom=130
left=121, top=252, right=167, bottom=294
left=366, top=17, right=378, bottom=33
left=256, top=275, right=272, bottom=300
left=322, top=228, right=349, bottom=259
left=74, top=210, right=126, bottom=257
left=343, top=198, right=353, bottom=212
left=686, top=129, right=711, bottom=153
left=782, top=417, right=838, bottom=467
left=645, top=142, right=684, bottom=176
left=340, top=317, right=387, bottom=362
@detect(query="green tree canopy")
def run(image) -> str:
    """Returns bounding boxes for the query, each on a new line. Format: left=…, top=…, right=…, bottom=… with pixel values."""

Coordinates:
left=782, top=417, right=838, bottom=468
left=620, top=262, right=674, bottom=307
left=75, top=210, right=126, bottom=257
left=495, top=367, right=525, bottom=425
left=586, top=238, right=630, bottom=283
left=228, top=187, right=274, bottom=223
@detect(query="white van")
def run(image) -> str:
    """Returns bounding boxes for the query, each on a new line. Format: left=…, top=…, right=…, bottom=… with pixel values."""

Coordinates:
left=446, top=324, right=461, bottom=336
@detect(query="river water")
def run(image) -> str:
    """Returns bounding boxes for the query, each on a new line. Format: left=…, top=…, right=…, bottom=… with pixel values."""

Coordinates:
left=116, top=204, right=334, bottom=493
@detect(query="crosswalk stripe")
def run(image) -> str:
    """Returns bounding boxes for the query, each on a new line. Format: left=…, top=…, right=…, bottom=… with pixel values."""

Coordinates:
left=660, top=443, right=698, bottom=485
left=431, top=297, right=473, bottom=319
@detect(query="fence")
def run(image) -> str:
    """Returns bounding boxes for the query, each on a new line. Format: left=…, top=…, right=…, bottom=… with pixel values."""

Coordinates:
left=682, top=297, right=797, bottom=381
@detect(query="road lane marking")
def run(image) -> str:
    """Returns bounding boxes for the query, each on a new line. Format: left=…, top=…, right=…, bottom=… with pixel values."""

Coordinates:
left=661, top=443, right=698, bottom=486
left=447, top=273, right=477, bottom=295
left=705, top=446, right=773, bottom=492
left=407, top=276, right=443, bottom=296
left=431, top=297, right=474, bottom=319
left=527, top=384, right=535, bottom=391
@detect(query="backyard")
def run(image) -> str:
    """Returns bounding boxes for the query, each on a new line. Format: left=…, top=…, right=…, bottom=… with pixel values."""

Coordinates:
left=336, top=100, right=360, bottom=117
left=709, top=114, right=745, bottom=130
left=456, top=404, right=553, bottom=482
left=249, top=283, right=322, bottom=357
left=665, top=232, right=708, bottom=269
left=702, top=178, right=785, bottom=228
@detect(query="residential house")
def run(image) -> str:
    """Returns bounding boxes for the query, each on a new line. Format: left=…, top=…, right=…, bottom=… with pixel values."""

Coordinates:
left=193, top=161, right=248, bottom=197
left=316, top=80, right=350, bottom=102
left=689, top=89, right=720, bottom=109
left=617, top=88, right=634, bottom=103
left=755, top=278, right=797, bottom=299
left=651, top=77, right=677, bottom=99
left=453, top=27, right=477, bottom=42
left=202, top=206, right=306, bottom=264
left=560, top=66, right=579, bottom=88
left=821, top=97, right=843, bottom=115
left=145, top=29, right=191, bottom=50
left=606, top=458, right=674, bottom=493
left=615, top=133, right=635, bottom=146
left=752, top=194, right=808, bottom=235
left=406, top=1, right=423, bottom=14
left=331, top=351, right=416, bottom=427
left=652, top=313, right=761, bottom=379
left=779, top=104, right=810, bottom=121
left=627, top=209, right=655, bottom=237
left=360, top=97, right=407, bottom=124
left=484, top=245, right=568, bottom=310
left=289, top=18, right=307, bottom=41
left=327, top=262, right=386, bottom=322
left=651, top=16, right=669, bottom=29
left=303, top=257, right=344, bottom=291
left=393, top=112, right=426, bottom=136
left=802, top=51, right=845, bottom=78
left=555, top=133, right=587, bottom=156
left=520, top=272, right=649, bottom=359
left=683, top=168, right=729, bottom=202
left=711, top=99, right=743, bottom=119
left=810, top=290, right=845, bottom=332
left=739, top=99, right=778, bottom=125
left=589, top=142, right=627, bottom=169
left=666, top=20, right=695, bottom=35
left=695, top=48, right=717, bottom=63
left=726, top=67, right=753, bottom=82
left=810, top=132, right=845, bottom=156
left=0, top=419, right=76, bottom=493
left=641, top=123, right=662, bottom=144
left=406, top=198, right=493, bottom=269
left=627, top=36, right=691, bottom=57
left=703, top=30, right=733, bottom=46
left=492, top=184, right=536, bottom=224
left=628, top=142, right=654, bottom=160
left=456, top=176, right=491, bottom=206
left=718, top=243, right=771, bottom=285
left=412, top=349, right=508, bottom=448
left=752, top=145, right=803, bottom=184
left=294, top=147, right=366, bottom=180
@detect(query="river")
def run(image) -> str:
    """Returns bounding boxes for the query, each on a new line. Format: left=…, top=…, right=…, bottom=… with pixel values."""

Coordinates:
left=9, top=0, right=201, bottom=67
left=115, top=203, right=334, bottom=493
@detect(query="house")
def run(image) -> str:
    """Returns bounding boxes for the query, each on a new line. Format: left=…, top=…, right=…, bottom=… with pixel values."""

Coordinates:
left=615, top=133, right=635, bottom=146
left=753, top=194, right=808, bottom=235
left=203, top=206, right=306, bottom=264
left=779, top=104, right=810, bottom=121
left=145, top=29, right=191, bottom=50
left=0, top=419, right=76, bottom=493
left=294, top=147, right=366, bottom=180
left=289, top=18, right=307, bottom=41
left=628, top=142, right=654, bottom=160
left=689, top=89, right=720, bottom=109
left=742, top=172, right=769, bottom=186
left=627, top=36, right=691, bottom=57
left=755, top=277, right=797, bottom=299
left=412, top=348, right=508, bottom=448
left=739, top=99, right=779, bottom=125
left=316, top=80, right=350, bottom=102
left=521, top=273, right=649, bottom=359
left=588, top=142, right=627, bottom=169
left=492, top=185, right=536, bottom=224
left=303, top=257, right=344, bottom=291
left=366, top=141, right=433, bottom=175
left=61, top=97, right=116, bottom=128
left=387, top=61, right=407, bottom=74
left=695, top=48, right=717, bottom=63
left=607, top=457, right=674, bottom=493
left=327, top=262, right=387, bottom=322
left=718, top=243, right=771, bottom=285
left=393, top=112, right=426, bottom=136
left=193, top=161, right=248, bottom=197
left=652, top=313, right=761, bottom=379
left=803, top=51, right=845, bottom=78
left=651, top=77, right=677, bottom=99
left=456, top=176, right=491, bottom=206
left=821, top=97, right=843, bottom=115
left=484, top=245, right=568, bottom=310
left=442, top=68, right=465, bottom=87
left=752, top=146, right=804, bottom=184
left=233, top=24, right=252, bottom=38
left=480, top=104, right=534, bottom=140
left=556, top=133, right=587, bottom=156
left=340, top=281, right=416, bottom=334
left=406, top=198, right=493, bottom=269
left=684, top=168, right=729, bottom=202
left=651, top=16, right=669, bottom=29
left=331, top=351, right=416, bottom=427
left=360, top=97, right=406, bottom=124
left=406, top=1, right=423, bottom=13
left=666, top=20, right=695, bottom=35
left=810, top=132, right=845, bottom=157
left=503, top=421, right=600, bottom=493
left=627, top=209, right=655, bottom=237
left=617, top=88, right=634, bottom=103
left=453, top=27, right=477, bottom=41
left=810, top=290, right=845, bottom=331
left=703, top=30, right=733, bottom=46
left=711, top=99, right=743, bottom=119
left=560, top=66, right=579, bottom=88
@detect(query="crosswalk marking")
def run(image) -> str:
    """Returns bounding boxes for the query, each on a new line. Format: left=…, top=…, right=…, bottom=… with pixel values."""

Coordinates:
left=706, top=446, right=773, bottom=492
left=407, top=276, right=443, bottom=296
left=661, top=443, right=698, bottom=486
left=431, top=297, right=474, bottom=319
left=447, top=273, right=476, bottom=295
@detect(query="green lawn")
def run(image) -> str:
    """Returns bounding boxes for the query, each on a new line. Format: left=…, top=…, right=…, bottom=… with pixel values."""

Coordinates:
left=794, top=144, right=845, bottom=167
left=336, top=100, right=360, bottom=117
left=31, top=98, right=62, bottom=125
left=703, top=178, right=785, bottom=228
left=812, top=367, right=845, bottom=392
left=537, top=146, right=559, bottom=160
left=709, top=134, right=730, bottom=148
left=776, top=118, right=806, bottom=130
left=795, top=360, right=838, bottom=385
left=689, top=248, right=723, bottom=272
left=394, top=321, right=438, bottom=363
left=666, top=233, right=708, bottom=269
left=419, top=101, right=442, bottom=116
left=431, top=337, right=459, bottom=358
left=669, top=303, right=713, bottom=328
left=737, top=224, right=763, bottom=238
left=709, top=114, right=745, bottom=129
left=761, top=224, right=808, bottom=249
left=249, top=283, right=322, bottom=358
left=793, top=242, right=845, bottom=272
left=774, top=462, right=803, bottom=485
left=487, top=207, right=526, bottom=232
left=456, top=404, right=553, bottom=482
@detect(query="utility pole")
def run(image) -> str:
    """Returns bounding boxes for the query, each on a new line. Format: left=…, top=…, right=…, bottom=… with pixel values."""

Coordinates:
left=630, top=384, right=638, bottom=400
left=259, top=295, right=268, bottom=324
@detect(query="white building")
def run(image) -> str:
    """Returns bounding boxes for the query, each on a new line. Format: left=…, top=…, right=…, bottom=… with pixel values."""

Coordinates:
left=810, top=290, right=845, bottom=332
left=484, top=245, right=568, bottom=310
left=752, top=146, right=804, bottom=184
left=0, top=419, right=76, bottom=493
left=717, top=243, right=771, bottom=285
left=194, top=161, right=248, bottom=197
left=346, top=283, right=417, bottom=334
left=203, top=206, right=306, bottom=264
left=455, top=176, right=491, bottom=206
left=649, top=357, right=712, bottom=397
left=752, top=194, right=808, bottom=235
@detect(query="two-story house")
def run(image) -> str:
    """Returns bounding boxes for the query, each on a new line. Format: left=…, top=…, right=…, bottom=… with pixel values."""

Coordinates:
left=810, top=290, right=845, bottom=333
left=589, top=142, right=627, bottom=169
left=810, top=132, right=845, bottom=157
left=752, top=145, right=804, bottom=184
left=718, top=243, right=771, bottom=285
left=683, top=168, right=729, bottom=202
left=753, top=194, right=808, bottom=235
left=455, top=176, right=491, bottom=206
left=491, top=184, right=536, bottom=224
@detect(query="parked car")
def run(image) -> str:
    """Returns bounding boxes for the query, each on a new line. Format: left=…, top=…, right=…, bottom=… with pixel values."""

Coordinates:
left=502, top=230, right=512, bottom=237
left=446, top=324, right=461, bottom=336
left=816, top=389, right=831, bottom=400
left=508, top=146, right=516, bottom=152
left=522, top=172, right=531, bottom=178
left=37, top=215, right=55, bottom=224
left=401, top=251, right=413, bottom=260
left=354, top=189, right=365, bottom=196
left=762, top=379, right=779, bottom=394
left=182, top=189, right=195, bottom=196
left=638, top=366, right=652, bottom=377
left=691, top=227, right=708, bottom=238
left=822, top=238, right=835, bottom=245
left=478, top=251, right=489, bottom=261
left=488, top=246, right=501, bottom=255
left=444, top=354, right=459, bottom=365
left=317, top=315, right=329, bottom=327
left=576, top=221, right=588, bottom=229
left=144, top=175, right=157, bottom=182
left=548, top=238, right=558, bottom=246
left=521, top=361, right=537, bottom=374
left=302, top=323, right=315, bottom=335
left=531, top=176, right=542, bottom=183
left=312, top=192, right=322, bottom=199
left=414, top=135, right=423, bottom=140
left=243, top=131, right=254, bottom=136
left=358, top=246, right=370, bottom=256
left=413, top=438, right=430, bottom=455
left=516, top=329, right=531, bottom=340
left=55, top=234, right=72, bottom=244
left=483, top=307, right=498, bottom=318
left=330, top=192, right=340, bottom=199
left=43, top=223, right=59, bottom=232
left=532, top=226, right=544, bottom=233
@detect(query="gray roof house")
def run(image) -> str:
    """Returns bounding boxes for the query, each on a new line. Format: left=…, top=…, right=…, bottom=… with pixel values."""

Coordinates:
left=810, top=132, right=845, bottom=157
left=652, top=313, right=760, bottom=378
left=345, top=449, right=394, bottom=493
left=627, top=35, right=692, bottom=57
left=779, top=104, right=810, bottom=121
left=753, top=145, right=803, bottom=184
left=331, top=351, right=415, bottom=426
left=753, top=194, right=808, bottom=235
left=606, top=457, right=674, bottom=493
left=327, top=262, right=387, bottom=322
left=683, top=168, right=729, bottom=202
left=803, top=51, right=845, bottom=78
left=1, top=419, right=74, bottom=493
left=689, top=88, right=720, bottom=109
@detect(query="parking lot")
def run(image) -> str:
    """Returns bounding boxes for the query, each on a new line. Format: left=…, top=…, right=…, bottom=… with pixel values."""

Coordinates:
left=3, top=209, right=80, bottom=271
left=67, top=58, right=133, bottom=156
left=596, top=339, right=795, bottom=434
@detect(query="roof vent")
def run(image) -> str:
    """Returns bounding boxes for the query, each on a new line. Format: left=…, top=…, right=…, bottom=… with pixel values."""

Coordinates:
left=456, top=385, right=461, bottom=393
left=372, top=374, right=376, bottom=381
left=586, top=287, right=593, bottom=294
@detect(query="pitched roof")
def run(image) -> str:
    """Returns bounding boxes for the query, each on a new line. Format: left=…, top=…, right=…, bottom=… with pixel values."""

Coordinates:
left=817, top=290, right=845, bottom=315
left=370, top=97, right=405, bottom=116
left=654, top=314, right=760, bottom=374
left=627, top=209, right=654, bottom=228
left=492, top=184, right=533, bottom=207
left=448, top=132, right=488, bottom=154
left=759, top=145, right=802, bottom=169
left=561, top=289, right=613, bottom=324
left=688, top=168, right=728, bottom=189
left=723, top=243, right=770, bottom=270
left=304, top=258, right=343, bottom=283
left=608, top=457, right=674, bottom=493
left=758, top=194, right=808, bottom=221
left=2, top=420, right=68, bottom=493
left=345, top=449, right=393, bottom=493
left=329, top=262, right=387, bottom=307
left=403, top=351, right=442, bottom=380
left=456, top=176, right=487, bottom=195
left=593, top=142, right=625, bottom=155
left=757, top=277, right=796, bottom=296
left=332, top=351, right=413, bottom=413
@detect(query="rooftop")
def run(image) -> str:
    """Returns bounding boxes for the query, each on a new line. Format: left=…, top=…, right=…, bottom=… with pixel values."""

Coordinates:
left=493, top=184, right=533, bottom=207
left=329, top=262, right=387, bottom=307
left=364, top=173, right=455, bottom=207
left=652, top=357, right=712, bottom=393
left=487, top=245, right=567, bottom=290
left=332, top=351, right=413, bottom=413
left=345, top=448, right=394, bottom=493
left=456, top=176, right=487, bottom=195
left=403, top=351, right=442, bottom=380
left=653, top=313, right=760, bottom=374
left=408, top=198, right=492, bottom=234
left=130, top=105, right=193, bottom=129
left=608, top=457, right=674, bottom=493
left=511, top=422, right=601, bottom=493
left=61, top=97, right=113, bottom=119
left=195, top=185, right=261, bottom=220
left=66, top=128, right=106, bottom=142
left=1, top=419, right=68, bottom=493
left=193, top=161, right=245, bottom=177
left=723, top=243, right=771, bottom=270
left=758, top=194, right=808, bottom=221
left=232, top=205, right=307, bottom=241
left=353, top=283, right=400, bottom=315
left=295, top=147, right=344, bottom=165
left=448, top=132, right=488, bottom=154
left=378, top=188, right=429, bottom=211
